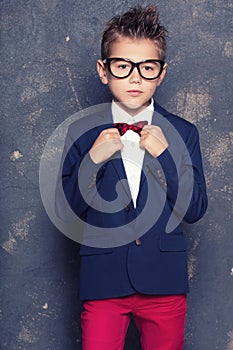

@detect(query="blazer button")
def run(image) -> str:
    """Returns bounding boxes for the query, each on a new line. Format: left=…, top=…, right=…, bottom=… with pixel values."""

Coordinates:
left=125, top=204, right=130, bottom=212
left=135, top=239, right=142, bottom=246
left=88, top=173, right=97, bottom=189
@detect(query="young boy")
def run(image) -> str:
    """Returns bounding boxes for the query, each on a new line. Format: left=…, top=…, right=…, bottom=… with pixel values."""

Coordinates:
left=61, top=5, right=208, bottom=350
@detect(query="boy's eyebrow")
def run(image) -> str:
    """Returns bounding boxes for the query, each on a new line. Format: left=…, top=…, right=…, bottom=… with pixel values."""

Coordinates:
left=107, top=57, right=162, bottom=61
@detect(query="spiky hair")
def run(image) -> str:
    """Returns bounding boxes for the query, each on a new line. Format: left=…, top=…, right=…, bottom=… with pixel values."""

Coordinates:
left=101, top=5, right=168, bottom=60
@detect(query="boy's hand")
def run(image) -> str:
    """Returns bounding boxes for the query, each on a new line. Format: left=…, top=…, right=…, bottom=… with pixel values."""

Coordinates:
left=89, top=128, right=123, bottom=164
left=140, top=125, right=169, bottom=157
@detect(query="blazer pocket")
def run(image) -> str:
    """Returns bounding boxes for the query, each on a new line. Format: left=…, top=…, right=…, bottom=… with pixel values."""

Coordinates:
left=159, top=234, right=186, bottom=252
left=79, top=245, right=113, bottom=256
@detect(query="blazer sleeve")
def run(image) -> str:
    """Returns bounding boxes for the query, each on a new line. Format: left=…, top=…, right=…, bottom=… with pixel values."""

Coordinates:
left=55, top=125, right=106, bottom=221
left=155, top=124, right=208, bottom=224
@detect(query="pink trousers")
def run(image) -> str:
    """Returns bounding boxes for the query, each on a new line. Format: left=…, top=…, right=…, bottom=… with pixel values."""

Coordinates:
left=81, top=293, right=187, bottom=350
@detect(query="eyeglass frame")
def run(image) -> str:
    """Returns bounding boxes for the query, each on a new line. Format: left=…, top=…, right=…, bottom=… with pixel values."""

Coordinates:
left=103, top=57, right=165, bottom=80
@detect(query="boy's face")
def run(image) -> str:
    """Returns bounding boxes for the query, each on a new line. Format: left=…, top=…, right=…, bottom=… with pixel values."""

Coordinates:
left=97, top=36, right=167, bottom=115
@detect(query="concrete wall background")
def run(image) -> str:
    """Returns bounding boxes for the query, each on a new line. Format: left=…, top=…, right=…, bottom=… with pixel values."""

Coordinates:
left=0, top=0, right=232, bottom=349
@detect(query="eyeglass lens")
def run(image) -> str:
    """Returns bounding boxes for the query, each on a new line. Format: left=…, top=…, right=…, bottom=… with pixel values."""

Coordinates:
left=109, top=59, right=163, bottom=79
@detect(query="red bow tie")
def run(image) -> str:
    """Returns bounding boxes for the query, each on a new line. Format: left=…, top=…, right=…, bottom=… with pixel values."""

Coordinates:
left=114, top=121, right=148, bottom=136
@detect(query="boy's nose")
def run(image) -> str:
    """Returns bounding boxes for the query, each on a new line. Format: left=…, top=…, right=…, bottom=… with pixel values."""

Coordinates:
left=129, top=67, right=142, bottom=84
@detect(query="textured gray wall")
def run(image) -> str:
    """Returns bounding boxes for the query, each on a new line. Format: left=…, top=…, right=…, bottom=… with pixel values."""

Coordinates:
left=0, top=0, right=232, bottom=349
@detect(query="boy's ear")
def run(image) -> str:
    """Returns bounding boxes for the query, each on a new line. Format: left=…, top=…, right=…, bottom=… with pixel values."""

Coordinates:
left=156, top=63, right=168, bottom=86
left=97, top=60, right=108, bottom=85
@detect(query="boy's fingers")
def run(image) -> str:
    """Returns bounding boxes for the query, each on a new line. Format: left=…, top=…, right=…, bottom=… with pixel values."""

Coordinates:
left=139, top=134, right=148, bottom=142
left=140, top=129, right=149, bottom=137
left=141, top=125, right=168, bottom=146
left=100, top=128, right=122, bottom=139
left=101, top=128, right=121, bottom=136
left=143, top=125, right=163, bottom=135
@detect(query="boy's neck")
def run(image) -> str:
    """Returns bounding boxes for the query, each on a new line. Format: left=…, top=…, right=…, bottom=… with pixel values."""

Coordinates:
left=113, top=99, right=153, bottom=117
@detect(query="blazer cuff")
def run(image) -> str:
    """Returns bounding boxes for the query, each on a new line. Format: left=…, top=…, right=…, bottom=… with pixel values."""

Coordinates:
left=78, top=152, right=106, bottom=192
left=147, top=148, right=178, bottom=203
left=156, top=148, right=177, bottom=176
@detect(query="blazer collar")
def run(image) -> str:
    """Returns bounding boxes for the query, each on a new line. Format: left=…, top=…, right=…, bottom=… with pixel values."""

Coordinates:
left=92, top=104, right=170, bottom=202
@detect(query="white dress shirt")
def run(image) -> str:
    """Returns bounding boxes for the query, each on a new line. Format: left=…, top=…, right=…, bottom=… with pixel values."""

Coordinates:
left=112, top=100, right=154, bottom=207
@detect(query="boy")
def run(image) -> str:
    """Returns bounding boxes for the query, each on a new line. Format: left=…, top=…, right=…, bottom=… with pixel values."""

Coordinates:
left=61, top=5, right=208, bottom=350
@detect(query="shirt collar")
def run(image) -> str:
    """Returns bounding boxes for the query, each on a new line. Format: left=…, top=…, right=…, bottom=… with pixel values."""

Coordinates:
left=112, top=99, right=154, bottom=125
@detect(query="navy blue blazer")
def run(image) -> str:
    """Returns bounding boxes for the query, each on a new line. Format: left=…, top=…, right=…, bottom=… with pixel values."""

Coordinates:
left=60, top=102, right=208, bottom=301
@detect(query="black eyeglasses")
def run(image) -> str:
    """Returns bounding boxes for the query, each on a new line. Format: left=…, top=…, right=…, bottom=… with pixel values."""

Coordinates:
left=103, top=57, right=165, bottom=80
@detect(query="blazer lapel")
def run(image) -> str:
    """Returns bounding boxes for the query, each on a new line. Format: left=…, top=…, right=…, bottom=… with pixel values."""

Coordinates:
left=110, top=157, right=132, bottom=201
left=95, top=106, right=132, bottom=201
left=138, top=110, right=171, bottom=190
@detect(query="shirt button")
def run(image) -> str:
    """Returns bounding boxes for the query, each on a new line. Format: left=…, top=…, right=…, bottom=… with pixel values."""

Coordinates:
left=135, top=239, right=142, bottom=246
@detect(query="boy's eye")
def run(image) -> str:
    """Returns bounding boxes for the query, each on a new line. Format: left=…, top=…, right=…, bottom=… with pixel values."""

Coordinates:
left=118, top=64, right=128, bottom=69
left=113, top=61, right=131, bottom=70
left=145, top=66, right=153, bottom=71
left=141, top=64, right=155, bottom=71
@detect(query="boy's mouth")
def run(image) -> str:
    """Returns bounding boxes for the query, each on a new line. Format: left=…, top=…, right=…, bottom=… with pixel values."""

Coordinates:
left=127, top=90, right=143, bottom=97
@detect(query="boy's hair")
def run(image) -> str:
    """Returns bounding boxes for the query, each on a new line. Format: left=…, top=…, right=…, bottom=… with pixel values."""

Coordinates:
left=101, top=5, right=168, bottom=61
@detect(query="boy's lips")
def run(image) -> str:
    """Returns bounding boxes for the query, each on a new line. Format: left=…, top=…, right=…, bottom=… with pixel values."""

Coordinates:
left=127, top=90, right=143, bottom=97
